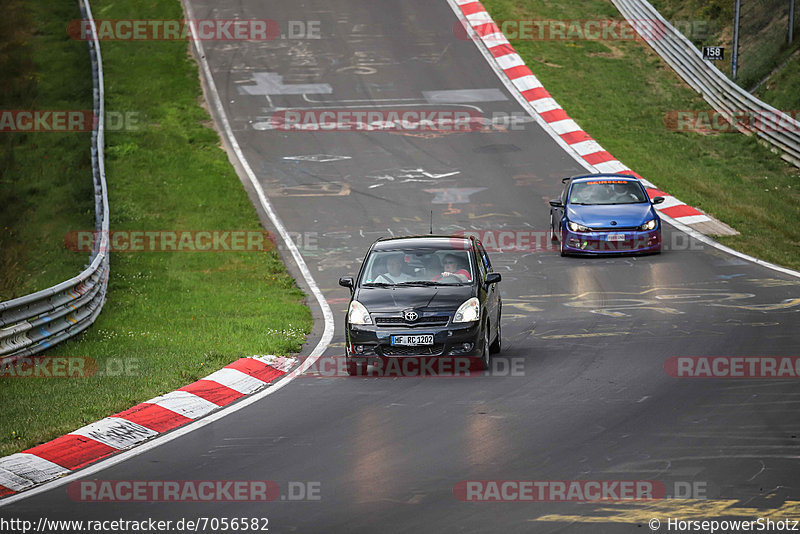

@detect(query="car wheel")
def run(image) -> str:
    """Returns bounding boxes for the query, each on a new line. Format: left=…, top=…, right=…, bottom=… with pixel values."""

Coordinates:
left=346, top=358, right=367, bottom=376
left=550, top=213, right=558, bottom=241
left=480, top=327, right=490, bottom=370
left=560, top=234, right=567, bottom=257
left=489, top=314, right=501, bottom=354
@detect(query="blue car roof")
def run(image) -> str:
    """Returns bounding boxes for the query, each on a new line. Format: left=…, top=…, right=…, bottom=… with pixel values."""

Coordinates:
left=569, top=173, right=639, bottom=184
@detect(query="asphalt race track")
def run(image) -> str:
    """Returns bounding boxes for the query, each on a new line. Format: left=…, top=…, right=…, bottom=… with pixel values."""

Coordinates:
left=3, top=1, right=800, bottom=532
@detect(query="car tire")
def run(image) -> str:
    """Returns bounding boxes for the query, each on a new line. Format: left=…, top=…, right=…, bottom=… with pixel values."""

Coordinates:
left=560, top=235, right=567, bottom=257
left=480, top=327, right=491, bottom=370
left=346, top=358, right=367, bottom=376
left=550, top=214, right=558, bottom=241
left=489, top=314, right=501, bottom=354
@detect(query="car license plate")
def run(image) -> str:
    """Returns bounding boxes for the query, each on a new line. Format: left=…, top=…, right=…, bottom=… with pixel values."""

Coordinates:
left=391, top=334, right=434, bottom=346
left=607, top=233, right=625, bottom=241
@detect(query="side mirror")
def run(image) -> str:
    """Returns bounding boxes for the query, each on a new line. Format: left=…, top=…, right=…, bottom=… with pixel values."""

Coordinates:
left=485, top=272, right=501, bottom=287
left=339, top=276, right=354, bottom=289
left=651, top=196, right=665, bottom=205
left=549, top=200, right=563, bottom=208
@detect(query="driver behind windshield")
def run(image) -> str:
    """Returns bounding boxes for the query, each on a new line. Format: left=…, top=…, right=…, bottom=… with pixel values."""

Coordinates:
left=432, top=254, right=472, bottom=282
left=374, top=253, right=414, bottom=284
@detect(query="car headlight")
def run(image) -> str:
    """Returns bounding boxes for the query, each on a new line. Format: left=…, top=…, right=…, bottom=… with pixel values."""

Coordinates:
left=453, top=297, right=480, bottom=323
left=639, top=219, right=657, bottom=231
left=347, top=300, right=372, bottom=325
left=567, top=221, right=590, bottom=232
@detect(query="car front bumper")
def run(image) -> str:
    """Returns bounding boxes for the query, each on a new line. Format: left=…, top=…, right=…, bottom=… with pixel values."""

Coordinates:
left=562, top=228, right=661, bottom=254
left=345, top=320, right=483, bottom=366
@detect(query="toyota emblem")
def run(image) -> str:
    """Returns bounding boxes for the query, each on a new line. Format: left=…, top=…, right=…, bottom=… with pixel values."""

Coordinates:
left=404, top=310, right=419, bottom=322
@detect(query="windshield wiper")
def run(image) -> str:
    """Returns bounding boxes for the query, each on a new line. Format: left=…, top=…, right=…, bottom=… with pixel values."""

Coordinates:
left=362, top=282, right=393, bottom=287
left=394, top=281, right=442, bottom=286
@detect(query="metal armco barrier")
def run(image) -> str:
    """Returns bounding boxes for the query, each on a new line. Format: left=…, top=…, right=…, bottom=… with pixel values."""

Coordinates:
left=613, top=0, right=800, bottom=167
left=0, top=0, right=109, bottom=361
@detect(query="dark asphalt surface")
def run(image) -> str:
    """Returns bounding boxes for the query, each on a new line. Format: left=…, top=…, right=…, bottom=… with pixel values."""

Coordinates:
left=3, top=1, right=799, bottom=532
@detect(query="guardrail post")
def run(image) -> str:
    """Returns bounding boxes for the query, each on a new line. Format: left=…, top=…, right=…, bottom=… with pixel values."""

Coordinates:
left=790, top=0, right=796, bottom=43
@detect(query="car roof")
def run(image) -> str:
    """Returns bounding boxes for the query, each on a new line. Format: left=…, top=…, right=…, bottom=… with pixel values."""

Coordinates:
left=568, top=173, right=640, bottom=184
left=372, top=235, right=472, bottom=251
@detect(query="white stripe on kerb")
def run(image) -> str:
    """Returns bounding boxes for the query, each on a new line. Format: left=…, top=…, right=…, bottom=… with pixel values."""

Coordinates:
left=655, top=196, right=684, bottom=209
left=251, top=355, right=298, bottom=373
left=511, top=75, right=542, bottom=93
left=530, top=98, right=561, bottom=114
left=672, top=214, right=711, bottom=224
left=495, top=54, right=525, bottom=70
left=569, top=140, right=606, bottom=157
left=70, top=418, right=157, bottom=450
left=466, top=12, right=493, bottom=25
left=145, top=391, right=219, bottom=419
left=203, top=367, right=268, bottom=394
left=593, top=160, right=630, bottom=173
left=0, top=454, right=69, bottom=486
left=548, top=119, right=582, bottom=135
left=482, top=33, right=509, bottom=46
left=0, top=466, right=34, bottom=492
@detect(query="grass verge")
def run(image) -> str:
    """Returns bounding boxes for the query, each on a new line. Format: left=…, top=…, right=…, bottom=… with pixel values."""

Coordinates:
left=482, top=0, right=800, bottom=269
left=0, top=0, right=312, bottom=457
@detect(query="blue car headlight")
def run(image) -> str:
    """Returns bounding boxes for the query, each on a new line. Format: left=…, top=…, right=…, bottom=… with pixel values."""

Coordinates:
left=567, top=221, right=590, bottom=232
left=638, top=219, right=657, bottom=231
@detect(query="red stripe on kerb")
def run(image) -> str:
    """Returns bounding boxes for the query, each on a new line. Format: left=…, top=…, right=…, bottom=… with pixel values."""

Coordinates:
left=112, top=403, right=192, bottom=433
left=179, top=380, right=244, bottom=407
left=503, top=65, right=532, bottom=80
left=521, top=86, right=550, bottom=102
left=646, top=188, right=668, bottom=198
left=583, top=151, right=616, bottom=165
left=489, top=43, right=516, bottom=58
left=660, top=204, right=703, bottom=218
left=618, top=170, right=644, bottom=180
left=459, top=2, right=484, bottom=16
left=226, top=359, right=287, bottom=383
left=0, top=484, right=15, bottom=497
left=473, top=22, right=500, bottom=37
left=560, top=130, right=592, bottom=145
left=539, top=109, right=569, bottom=123
left=26, top=435, right=117, bottom=470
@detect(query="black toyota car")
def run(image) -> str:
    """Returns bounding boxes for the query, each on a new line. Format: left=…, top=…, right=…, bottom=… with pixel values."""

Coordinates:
left=339, top=235, right=501, bottom=376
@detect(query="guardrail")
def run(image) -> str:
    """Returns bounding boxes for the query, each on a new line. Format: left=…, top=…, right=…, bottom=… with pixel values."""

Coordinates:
left=612, top=0, right=800, bottom=167
left=0, top=0, right=109, bottom=362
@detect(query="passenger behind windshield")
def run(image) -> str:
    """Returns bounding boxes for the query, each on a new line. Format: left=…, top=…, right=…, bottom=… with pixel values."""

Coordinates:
left=570, top=180, right=648, bottom=205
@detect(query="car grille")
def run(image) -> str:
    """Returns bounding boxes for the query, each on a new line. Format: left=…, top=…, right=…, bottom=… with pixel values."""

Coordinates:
left=590, top=227, right=638, bottom=231
left=374, top=315, right=450, bottom=327
left=380, top=344, right=445, bottom=356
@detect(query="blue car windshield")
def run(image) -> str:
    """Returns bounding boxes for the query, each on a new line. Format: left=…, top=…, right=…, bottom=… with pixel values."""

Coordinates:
left=570, top=180, right=648, bottom=205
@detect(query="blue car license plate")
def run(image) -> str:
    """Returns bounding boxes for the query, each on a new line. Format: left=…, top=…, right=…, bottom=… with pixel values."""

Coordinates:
left=391, top=334, right=434, bottom=346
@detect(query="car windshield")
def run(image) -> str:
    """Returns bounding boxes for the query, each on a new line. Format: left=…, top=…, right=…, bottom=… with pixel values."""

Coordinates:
left=569, top=180, right=648, bottom=205
left=360, top=248, right=474, bottom=286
